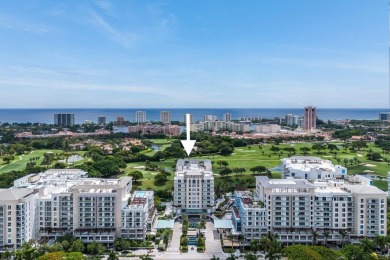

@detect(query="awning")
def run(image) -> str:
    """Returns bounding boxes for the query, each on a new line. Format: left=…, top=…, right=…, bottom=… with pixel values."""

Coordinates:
left=213, top=219, right=234, bottom=229
left=156, top=220, right=174, bottom=229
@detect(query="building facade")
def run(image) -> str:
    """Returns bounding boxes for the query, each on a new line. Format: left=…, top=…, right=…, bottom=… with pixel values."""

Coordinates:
left=135, top=111, right=147, bottom=123
left=98, top=116, right=106, bottom=125
left=223, top=113, right=232, bottom=122
left=116, top=116, right=125, bottom=125
left=233, top=176, right=387, bottom=244
left=54, top=114, right=75, bottom=126
left=160, top=111, right=171, bottom=124
left=303, top=106, right=316, bottom=131
left=0, top=169, right=156, bottom=251
left=282, top=156, right=347, bottom=180
left=173, top=159, right=215, bottom=215
left=379, top=112, right=390, bottom=121
left=128, top=124, right=180, bottom=136
left=255, top=124, right=281, bottom=134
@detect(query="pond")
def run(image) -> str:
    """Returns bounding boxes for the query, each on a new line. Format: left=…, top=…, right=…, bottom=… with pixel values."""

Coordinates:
left=151, top=144, right=161, bottom=151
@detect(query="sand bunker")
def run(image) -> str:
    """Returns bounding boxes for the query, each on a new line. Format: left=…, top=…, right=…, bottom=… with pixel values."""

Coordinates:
left=134, top=166, right=146, bottom=169
left=364, top=164, right=376, bottom=167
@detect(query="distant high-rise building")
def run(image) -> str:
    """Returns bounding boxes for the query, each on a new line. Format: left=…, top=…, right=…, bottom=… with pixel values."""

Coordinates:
left=136, top=111, right=147, bottom=123
left=54, top=114, right=75, bottom=126
left=379, top=112, right=390, bottom=121
left=160, top=111, right=171, bottom=124
left=303, top=106, right=316, bottom=130
left=204, top=115, right=217, bottom=121
left=98, top=116, right=106, bottom=125
left=184, top=114, right=193, bottom=123
left=117, top=116, right=125, bottom=125
left=223, top=113, right=232, bottom=122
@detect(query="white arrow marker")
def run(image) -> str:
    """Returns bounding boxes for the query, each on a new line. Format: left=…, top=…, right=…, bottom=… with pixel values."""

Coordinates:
left=181, top=113, right=196, bottom=156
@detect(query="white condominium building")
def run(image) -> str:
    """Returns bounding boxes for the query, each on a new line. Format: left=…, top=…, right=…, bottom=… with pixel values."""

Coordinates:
left=233, top=176, right=387, bottom=244
left=0, top=169, right=156, bottom=251
left=173, top=159, right=215, bottom=215
left=0, top=189, right=38, bottom=251
left=121, top=191, right=156, bottom=240
left=190, top=121, right=249, bottom=133
left=282, top=156, right=347, bottom=180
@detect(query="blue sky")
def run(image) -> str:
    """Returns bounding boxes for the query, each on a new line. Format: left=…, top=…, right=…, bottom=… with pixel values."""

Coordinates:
left=0, top=0, right=388, bottom=108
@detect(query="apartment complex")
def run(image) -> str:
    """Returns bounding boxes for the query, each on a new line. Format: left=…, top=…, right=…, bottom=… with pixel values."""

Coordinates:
left=379, top=112, right=390, bottom=121
left=223, top=113, right=232, bottom=122
left=97, top=116, right=106, bottom=125
left=116, top=116, right=125, bottom=125
left=173, top=159, right=215, bottom=215
left=54, top=113, right=75, bottom=126
left=190, top=121, right=249, bottom=133
left=0, top=169, right=156, bottom=250
left=282, top=156, right=347, bottom=180
left=128, top=124, right=180, bottom=136
left=285, top=114, right=304, bottom=127
left=303, top=106, right=316, bottom=131
left=135, top=111, right=147, bottom=123
left=160, top=111, right=171, bottom=124
left=232, top=176, right=387, bottom=244
left=255, top=124, right=281, bottom=134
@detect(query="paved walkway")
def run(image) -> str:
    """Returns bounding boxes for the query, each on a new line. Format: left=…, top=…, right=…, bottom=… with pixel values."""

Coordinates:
left=166, top=222, right=182, bottom=253
left=205, top=221, right=223, bottom=254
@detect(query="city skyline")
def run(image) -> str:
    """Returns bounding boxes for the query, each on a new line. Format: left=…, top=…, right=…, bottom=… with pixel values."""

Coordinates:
left=0, top=0, right=388, bottom=108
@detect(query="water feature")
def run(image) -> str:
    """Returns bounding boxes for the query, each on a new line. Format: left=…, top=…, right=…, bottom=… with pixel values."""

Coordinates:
left=151, top=144, right=161, bottom=151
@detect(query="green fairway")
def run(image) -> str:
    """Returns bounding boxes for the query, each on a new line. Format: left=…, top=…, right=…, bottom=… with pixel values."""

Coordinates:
left=0, top=149, right=62, bottom=174
left=124, top=141, right=390, bottom=192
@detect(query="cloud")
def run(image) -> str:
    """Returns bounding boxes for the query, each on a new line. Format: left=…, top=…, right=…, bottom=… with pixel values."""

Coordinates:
left=95, top=0, right=116, bottom=17
left=0, top=14, right=49, bottom=33
left=89, top=10, right=137, bottom=49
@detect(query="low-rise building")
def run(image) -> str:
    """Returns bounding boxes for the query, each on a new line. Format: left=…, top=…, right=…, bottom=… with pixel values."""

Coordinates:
left=128, top=124, right=180, bottom=136
left=255, top=124, right=281, bottom=134
left=282, top=156, right=347, bottom=180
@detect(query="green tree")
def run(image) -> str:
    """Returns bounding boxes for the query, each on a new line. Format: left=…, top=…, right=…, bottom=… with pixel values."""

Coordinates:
left=300, top=147, right=311, bottom=155
left=219, top=168, right=233, bottom=177
left=86, top=242, right=105, bottom=255
left=128, top=171, right=143, bottom=182
left=270, top=145, right=280, bottom=154
left=70, top=239, right=84, bottom=253
left=107, top=250, right=119, bottom=260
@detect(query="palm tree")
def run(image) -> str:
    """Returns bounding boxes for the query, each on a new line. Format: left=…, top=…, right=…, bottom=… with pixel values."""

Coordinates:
left=312, top=230, right=318, bottom=245
left=323, top=230, right=330, bottom=247
left=265, top=239, right=282, bottom=260
left=250, top=239, right=261, bottom=255
left=339, top=230, right=348, bottom=246
left=210, top=255, right=220, bottom=260
left=238, top=234, right=245, bottom=253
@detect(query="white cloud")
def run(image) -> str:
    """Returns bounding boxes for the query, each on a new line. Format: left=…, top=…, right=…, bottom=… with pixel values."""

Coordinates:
left=89, top=10, right=137, bottom=49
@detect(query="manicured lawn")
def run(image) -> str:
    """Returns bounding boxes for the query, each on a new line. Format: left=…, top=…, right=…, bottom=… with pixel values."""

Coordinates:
left=124, top=141, right=390, bottom=192
left=0, top=149, right=62, bottom=174
left=373, top=180, right=388, bottom=192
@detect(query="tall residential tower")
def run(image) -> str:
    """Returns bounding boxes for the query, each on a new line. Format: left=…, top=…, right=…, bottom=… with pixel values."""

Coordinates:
left=303, top=106, right=316, bottom=131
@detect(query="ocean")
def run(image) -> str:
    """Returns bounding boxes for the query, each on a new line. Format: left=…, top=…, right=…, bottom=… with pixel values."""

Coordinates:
left=0, top=108, right=388, bottom=124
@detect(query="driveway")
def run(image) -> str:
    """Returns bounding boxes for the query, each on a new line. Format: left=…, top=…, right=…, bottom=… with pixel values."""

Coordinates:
left=166, top=221, right=181, bottom=253
left=205, top=221, right=223, bottom=254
